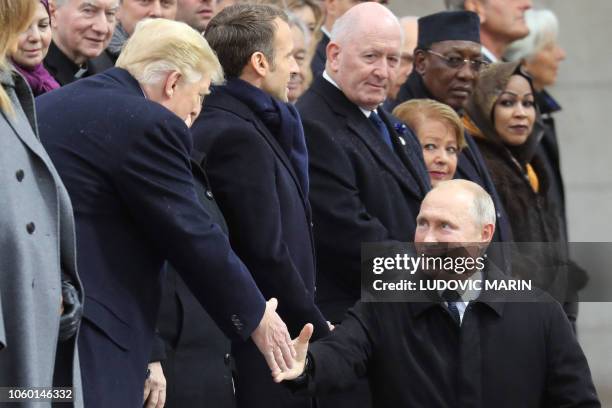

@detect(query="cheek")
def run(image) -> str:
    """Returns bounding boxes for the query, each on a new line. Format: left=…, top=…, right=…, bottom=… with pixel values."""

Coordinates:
left=41, top=30, right=53, bottom=48
left=526, top=109, right=536, bottom=127
left=161, top=8, right=176, bottom=19
left=448, top=156, right=458, bottom=174
left=16, top=33, right=29, bottom=51
left=493, top=107, right=508, bottom=133
left=422, top=150, right=435, bottom=168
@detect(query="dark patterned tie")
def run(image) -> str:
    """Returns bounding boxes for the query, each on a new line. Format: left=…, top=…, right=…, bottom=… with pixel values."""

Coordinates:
left=442, top=289, right=461, bottom=326
left=369, top=110, right=393, bottom=148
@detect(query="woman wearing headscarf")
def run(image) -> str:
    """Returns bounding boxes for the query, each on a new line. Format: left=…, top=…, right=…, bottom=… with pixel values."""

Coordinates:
left=505, top=8, right=570, bottom=257
left=10, top=0, right=59, bottom=96
left=464, top=61, right=585, bottom=328
left=0, top=0, right=83, bottom=405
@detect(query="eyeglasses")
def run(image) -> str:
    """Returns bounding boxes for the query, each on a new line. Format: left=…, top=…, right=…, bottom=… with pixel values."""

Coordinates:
left=426, top=50, right=489, bottom=72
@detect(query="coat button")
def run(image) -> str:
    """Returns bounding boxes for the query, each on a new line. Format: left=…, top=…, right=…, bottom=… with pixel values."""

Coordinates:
left=205, top=190, right=214, bottom=199
left=26, top=222, right=36, bottom=234
left=224, top=353, right=231, bottom=366
left=310, top=221, right=314, bottom=228
left=15, top=169, right=25, bottom=182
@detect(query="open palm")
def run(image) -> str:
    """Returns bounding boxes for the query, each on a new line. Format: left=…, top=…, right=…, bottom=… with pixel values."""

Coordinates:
left=272, top=324, right=314, bottom=383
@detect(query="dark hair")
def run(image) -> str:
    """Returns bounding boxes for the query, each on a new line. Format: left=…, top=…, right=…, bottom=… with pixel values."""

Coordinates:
left=205, top=4, right=288, bottom=78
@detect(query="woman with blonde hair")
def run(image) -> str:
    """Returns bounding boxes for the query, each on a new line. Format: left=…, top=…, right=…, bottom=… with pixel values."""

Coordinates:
left=0, top=0, right=84, bottom=405
left=393, top=98, right=466, bottom=187
left=10, top=0, right=59, bottom=96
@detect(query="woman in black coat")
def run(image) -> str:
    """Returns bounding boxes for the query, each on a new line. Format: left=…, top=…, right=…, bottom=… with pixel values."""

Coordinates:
left=464, top=62, right=585, bottom=326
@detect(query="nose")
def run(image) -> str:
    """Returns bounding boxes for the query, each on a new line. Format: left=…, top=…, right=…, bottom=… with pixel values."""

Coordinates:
left=148, top=0, right=163, bottom=17
left=556, top=44, right=567, bottom=61
left=290, top=55, right=300, bottom=77
left=435, top=150, right=449, bottom=165
left=521, top=0, right=533, bottom=10
left=514, top=102, right=528, bottom=117
left=91, top=12, right=111, bottom=35
left=422, top=227, right=438, bottom=244
left=26, top=25, right=42, bottom=43
left=372, top=57, right=392, bottom=80
left=456, top=61, right=476, bottom=81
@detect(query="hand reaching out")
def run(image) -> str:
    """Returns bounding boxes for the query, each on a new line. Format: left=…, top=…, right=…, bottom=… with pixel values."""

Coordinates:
left=272, top=323, right=314, bottom=383
left=251, top=298, right=297, bottom=376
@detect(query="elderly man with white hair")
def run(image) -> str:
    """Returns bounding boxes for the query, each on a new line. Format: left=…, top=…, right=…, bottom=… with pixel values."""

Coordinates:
left=36, top=18, right=296, bottom=408
left=274, top=179, right=600, bottom=408
left=297, top=3, right=430, bottom=406
left=45, top=0, right=118, bottom=84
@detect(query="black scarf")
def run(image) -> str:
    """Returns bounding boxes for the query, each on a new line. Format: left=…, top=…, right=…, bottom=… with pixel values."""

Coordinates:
left=223, top=78, right=309, bottom=196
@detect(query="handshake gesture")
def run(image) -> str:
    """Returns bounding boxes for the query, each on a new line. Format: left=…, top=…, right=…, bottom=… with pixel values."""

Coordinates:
left=271, top=323, right=314, bottom=382
left=250, top=298, right=317, bottom=379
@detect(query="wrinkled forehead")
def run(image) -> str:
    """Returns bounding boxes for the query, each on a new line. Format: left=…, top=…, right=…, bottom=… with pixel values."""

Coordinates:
left=344, top=24, right=402, bottom=53
left=70, top=0, right=119, bottom=9
left=429, top=40, right=482, bottom=57
left=420, top=188, right=474, bottom=219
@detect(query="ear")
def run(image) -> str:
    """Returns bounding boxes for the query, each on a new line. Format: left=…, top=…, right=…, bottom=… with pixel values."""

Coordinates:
left=481, top=222, right=495, bottom=243
left=49, top=0, right=59, bottom=29
left=414, top=49, right=428, bottom=76
left=464, top=0, right=486, bottom=23
left=249, top=51, right=269, bottom=78
left=162, top=71, right=182, bottom=100
left=326, top=42, right=341, bottom=73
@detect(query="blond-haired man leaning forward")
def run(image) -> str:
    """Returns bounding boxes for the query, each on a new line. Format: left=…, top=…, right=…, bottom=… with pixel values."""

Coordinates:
left=36, top=19, right=296, bottom=408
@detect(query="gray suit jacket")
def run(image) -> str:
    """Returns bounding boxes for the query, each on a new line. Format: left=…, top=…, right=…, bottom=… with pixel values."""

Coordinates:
left=0, top=68, right=83, bottom=407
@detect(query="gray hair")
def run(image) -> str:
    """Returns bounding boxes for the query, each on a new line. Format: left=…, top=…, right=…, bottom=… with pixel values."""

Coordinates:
left=504, top=9, right=559, bottom=62
left=435, top=180, right=496, bottom=227
left=286, top=10, right=311, bottom=46
left=330, top=4, right=402, bottom=46
left=444, top=0, right=466, bottom=10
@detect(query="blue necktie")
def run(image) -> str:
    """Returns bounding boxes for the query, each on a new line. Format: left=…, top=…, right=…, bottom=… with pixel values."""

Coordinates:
left=369, top=110, right=393, bottom=148
left=442, top=289, right=461, bottom=326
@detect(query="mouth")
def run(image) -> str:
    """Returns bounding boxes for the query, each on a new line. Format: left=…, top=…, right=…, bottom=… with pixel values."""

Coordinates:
left=366, top=83, right=386, bottom=91
left=85, top=38, right=105, bottom=46
left=429, top=170, right=449, bottom=180
left=197, top=8, right=212, bottom=16
left=508, top=124, right=530, bottom=134
left=23, top=48, right=42, bottom=56
left=449, top=87, right=471, bottom=98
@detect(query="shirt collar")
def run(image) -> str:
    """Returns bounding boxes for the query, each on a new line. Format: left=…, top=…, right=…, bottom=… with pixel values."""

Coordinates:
left=437, top=270, right=483, bottom=307
left=481, top=46, right=498, bottom=63
left=322, top=70, right=374, bottom=118
left=321, top=25, right=331, bottom=39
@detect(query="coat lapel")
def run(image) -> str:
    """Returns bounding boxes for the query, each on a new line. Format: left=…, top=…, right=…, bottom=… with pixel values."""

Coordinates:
left=208, top=92, right=311, bottom=214
left=315, top=78, right=425, bottom=199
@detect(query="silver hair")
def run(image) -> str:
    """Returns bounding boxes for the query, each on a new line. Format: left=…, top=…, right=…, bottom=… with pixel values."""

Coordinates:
left=330, top=4, right=402, bottom=46
left=471, top=185, right=496, bottom=227
left=286, top=10, right=311, bottom=46
left=444, top=0, right=466, bottom=11
left=435, top=180, right=496, bottom=227
left=504, top=9, right=559, bottom=62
